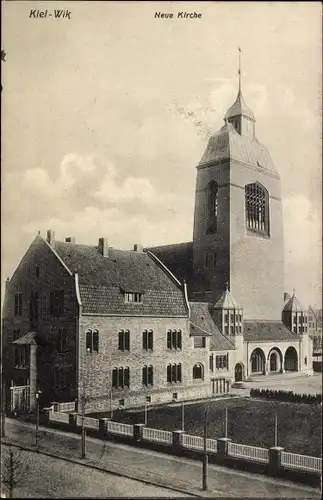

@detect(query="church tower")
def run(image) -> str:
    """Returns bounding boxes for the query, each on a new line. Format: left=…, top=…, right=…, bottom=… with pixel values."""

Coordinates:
left=192, top=49, right=284, bottom=320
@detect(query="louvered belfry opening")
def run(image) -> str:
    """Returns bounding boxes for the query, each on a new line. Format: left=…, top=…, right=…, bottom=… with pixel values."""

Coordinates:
left=245, top=182, right=269, bottom=235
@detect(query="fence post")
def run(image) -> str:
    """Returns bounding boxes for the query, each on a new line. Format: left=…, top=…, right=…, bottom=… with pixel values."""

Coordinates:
left=269, top=446, right=284, bottom=477
left=50, top=402, right=59, bottom=412
left=133, top=423, right=145, bottom=442
left=99, top=417, right=110, bottom=438
left=69, top=412, right=77, bottom=428
left=216, top=437, right=231, bottom=460
left=172, top=430, right=184, bottom=453
left=42, top=407, right=52, bottom=425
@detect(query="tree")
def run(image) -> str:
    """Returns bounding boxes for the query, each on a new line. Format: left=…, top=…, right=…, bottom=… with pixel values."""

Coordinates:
left=1, top=446, right=27, bottom=498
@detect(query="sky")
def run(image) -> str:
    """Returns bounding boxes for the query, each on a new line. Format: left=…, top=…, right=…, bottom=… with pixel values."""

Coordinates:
left=1, top=1, right=322, bottom=308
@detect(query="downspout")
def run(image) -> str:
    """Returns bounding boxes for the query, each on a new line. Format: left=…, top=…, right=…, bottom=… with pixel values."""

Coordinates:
left=183, top=281, right=191, bottom=318
left=246, top=341, right=249, bottom=378
left=74, top=272, right=82, bottom=413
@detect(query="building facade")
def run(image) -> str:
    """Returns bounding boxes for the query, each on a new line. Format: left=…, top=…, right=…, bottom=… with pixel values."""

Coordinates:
left=2, top=67, right=314, bottom=415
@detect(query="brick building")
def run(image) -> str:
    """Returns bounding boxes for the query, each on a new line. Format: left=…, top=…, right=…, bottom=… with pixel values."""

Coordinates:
left=2, top=232, right=235, bottom=413
left=2, top=65, right=313, bottom=414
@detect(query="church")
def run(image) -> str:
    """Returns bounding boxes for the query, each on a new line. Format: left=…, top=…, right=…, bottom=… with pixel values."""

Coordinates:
left=149, top=64, right=313, bottom=384
left=2, top=59, right=313, bottom=414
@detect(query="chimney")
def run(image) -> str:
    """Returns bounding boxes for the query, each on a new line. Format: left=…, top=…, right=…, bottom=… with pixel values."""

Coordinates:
left=46, top=230, right=55, bottom=247
left=133, top=244, right=143, bottom=253
left=98, top=238, right=109, bottom=257
left=65, top=237, right=76, bottom=244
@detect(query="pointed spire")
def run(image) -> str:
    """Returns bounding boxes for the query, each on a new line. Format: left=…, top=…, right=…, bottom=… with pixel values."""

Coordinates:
left=238, top=46, right=242, bottom=95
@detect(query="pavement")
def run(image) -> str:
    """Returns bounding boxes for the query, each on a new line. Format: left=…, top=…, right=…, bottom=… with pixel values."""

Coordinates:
left=1, top=443, right=185, bottom=498
left=2, top=418, right=321, bottom=498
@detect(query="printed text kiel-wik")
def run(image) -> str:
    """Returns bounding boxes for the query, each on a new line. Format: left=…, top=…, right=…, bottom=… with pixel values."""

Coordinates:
left=29, top=10, right=72, bottom=19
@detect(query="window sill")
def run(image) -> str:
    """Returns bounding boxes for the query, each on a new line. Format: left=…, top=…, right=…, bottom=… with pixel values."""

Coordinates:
left=246, top=228, right=270, bottom=239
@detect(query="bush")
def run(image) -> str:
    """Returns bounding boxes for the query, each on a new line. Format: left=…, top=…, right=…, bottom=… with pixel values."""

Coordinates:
left=250, top=388, right=321, bottom=404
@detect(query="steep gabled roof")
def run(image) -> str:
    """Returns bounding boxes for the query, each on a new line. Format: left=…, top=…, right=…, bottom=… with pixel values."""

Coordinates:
left=146, top=242, right=194, bottom=289
left=189, top=302, right=235, bottom=350
left=54, top=242, right=187, bottom=316
left=244, top=321, right=301, bottom=342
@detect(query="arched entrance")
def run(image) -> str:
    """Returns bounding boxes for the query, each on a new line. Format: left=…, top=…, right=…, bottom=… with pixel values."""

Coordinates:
left=234, top=363, right=244, bottom=382
left=250, top=348, right=266, bottom=375
left=284, top=346, right=298, bottom=371
left=267, top=347, right=283, bottom=373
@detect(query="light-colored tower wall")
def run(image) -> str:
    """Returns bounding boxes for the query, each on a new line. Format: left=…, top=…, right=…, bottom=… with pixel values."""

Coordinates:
left=229, top=162, right=284, bottom=320
left=192, top=161, right=231, bottom=302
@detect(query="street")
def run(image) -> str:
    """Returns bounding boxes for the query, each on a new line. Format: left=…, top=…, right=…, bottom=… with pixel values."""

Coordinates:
left=1, top=418, right=321, bottom=498
left=1, top=444, right=185, bottom=498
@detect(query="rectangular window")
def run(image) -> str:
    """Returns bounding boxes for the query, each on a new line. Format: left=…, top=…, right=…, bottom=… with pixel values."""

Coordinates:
left=14, top=293, right=23, bottom=316
left=215, top=355, right=227, bottom=369
left=225, top=325, right=229, bottom=334
left=112, top=367, right=129, bottom=388
left=50, top=290, right=64, bottom=316
left=213, top=253, right=217, bottom=267
left=29, top=291, right=39, bottom=322
left=194, top=337, right=206, bottom=348
left=124, top=292, right=143, bottom=303
left=209, top=354, right=214, bottom=372
left=36, top=265, right=40, bottom=278
left=230, top=326, right=234, bottom=335
left=239, top=314, right=242, bottom=322
left=167, top=330, right=182, bottom=350
left=142, top=330, right=153, bottom=350
left=224, top=314, right=229, bottom=323
left=167, top=363, right=182, bottom=383
left=14, top=345, right=30, bottom=368
left=205, top=253, right=209, bottom=268
left=230, top=314, right=234, bottom=323
left=142, top=365, right=153, bottom=386
left=118, top=330, right=130, bottom=351
left=86, top=330, right=99, bottom=353
left=57, top=329, right=67, bottom=352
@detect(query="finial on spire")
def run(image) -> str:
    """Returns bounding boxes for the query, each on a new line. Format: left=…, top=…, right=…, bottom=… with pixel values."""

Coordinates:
left=238, top=46, right=242, bottom=95
left=225, top=281, right=229, bottom=291
left=292, top=287, right=296, bottom=296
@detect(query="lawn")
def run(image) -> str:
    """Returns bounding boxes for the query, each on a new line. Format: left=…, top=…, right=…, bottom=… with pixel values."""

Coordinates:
left=91, top=397, right=322, bottom=458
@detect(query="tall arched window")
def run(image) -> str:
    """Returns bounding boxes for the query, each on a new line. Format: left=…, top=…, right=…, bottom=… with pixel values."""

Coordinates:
left=245, top=182, right=269, bottom=235
left=206, top=181, right=218, bottom=234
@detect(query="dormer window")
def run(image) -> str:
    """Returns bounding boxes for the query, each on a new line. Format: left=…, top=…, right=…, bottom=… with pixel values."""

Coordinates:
left=124, top=292, right=143, bottom=304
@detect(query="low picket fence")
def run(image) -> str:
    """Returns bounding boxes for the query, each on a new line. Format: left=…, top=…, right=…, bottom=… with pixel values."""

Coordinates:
left=281, top=451, right=322, bottom=473
left=58, top=401, right=76, bottom=413
left=182, top=434, right=217, bottom=453
left=45, top=410, right=321, bottom=477
left=107, top=420, right=134, bottom=437
left=228, top=442, right=270, bottom=463
left=76, top=415, right=99, bottom=430
left=142, top=427, right=173, bottom=445
left=49, top=411, right=70, bottom=424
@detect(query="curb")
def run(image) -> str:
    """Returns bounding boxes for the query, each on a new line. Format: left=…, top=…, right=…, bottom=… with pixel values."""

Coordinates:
left=1, top=439, right=210, bottom=498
